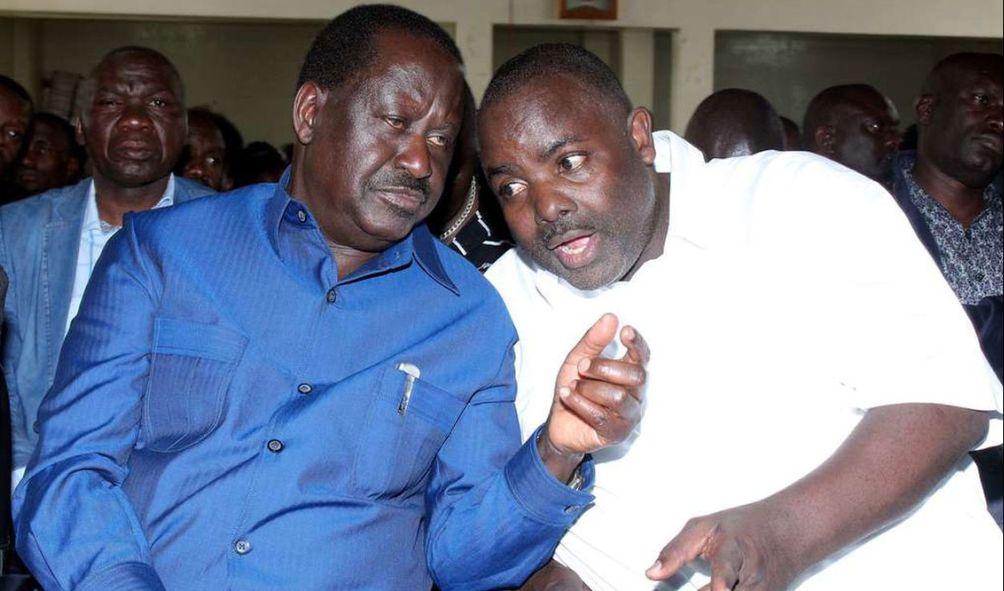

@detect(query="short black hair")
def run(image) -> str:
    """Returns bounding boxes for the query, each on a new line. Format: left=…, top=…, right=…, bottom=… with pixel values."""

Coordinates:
left=188, top=107, right=243, bottom=167
left=0, top=74, right=33, bottom=108
left=801, top=84, right=884, bottom=148
left=297, top=4, right=462, bottom=91
left=481, top=43, right=631, bottom=117
left=922, top=52, right=1003, bottom=97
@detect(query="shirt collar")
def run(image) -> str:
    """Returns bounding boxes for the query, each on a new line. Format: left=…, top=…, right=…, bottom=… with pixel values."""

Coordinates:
left=897, top=150, right=1002, bottom=214
left=265, top=167, right=459, bottom=295
left=83, top=174, right=176, bottom=232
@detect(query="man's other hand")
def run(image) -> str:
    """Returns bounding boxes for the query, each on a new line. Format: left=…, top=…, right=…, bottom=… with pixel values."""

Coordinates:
left=539, top=313, right=648, bottom=482
left=645, top=502, right=799, bottom=591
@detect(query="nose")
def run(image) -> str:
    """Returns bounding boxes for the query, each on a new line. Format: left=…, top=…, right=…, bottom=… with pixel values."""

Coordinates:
left=20, top=147, right=38, bottom=169
left=532, top=184, right=577, bottom=224
left=184, top=157, right=205, bottom=179
left=117, top=103, right=153, bottom=132
left=394, top=135, right=432, bottom=179
left=884, top=128, right=901, bottom=150
left=988, top=105, right=1003, bottom=134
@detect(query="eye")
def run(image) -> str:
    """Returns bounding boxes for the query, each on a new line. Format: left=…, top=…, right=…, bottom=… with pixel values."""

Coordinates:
left=3, top=128, right=22, bottom=141
left=866, top=121, right=882, bottom=133
left=558, top=153, right=586, bottom=173
left=497, top=180, right=527, bottom=200
left=384, top=116, right=405, bottom=130
left=427, top=133, right=451, bottom=149
left=150, top=97, right=169, bottom=108
left=973, top=93, right=990, bottom=106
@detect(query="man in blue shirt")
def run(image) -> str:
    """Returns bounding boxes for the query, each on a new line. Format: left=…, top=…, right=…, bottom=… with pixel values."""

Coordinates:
left=13, top=6, right=648, bottom=591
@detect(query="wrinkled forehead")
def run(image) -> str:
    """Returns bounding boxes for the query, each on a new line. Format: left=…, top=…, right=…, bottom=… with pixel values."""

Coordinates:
left=95, top=54, right=182, bottom=96
left=348, top=32, right=464, bottom=109
left=29, top=119, right=72, bottom=147
left=479, top=76, right=599, bottom=155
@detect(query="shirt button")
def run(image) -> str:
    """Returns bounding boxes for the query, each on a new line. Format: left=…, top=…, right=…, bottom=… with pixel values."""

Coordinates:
left=296, top=209, right=307, bottom=223
left=563, top=505, right=580, bottom=514
left=234, top=539, right=252, bottom=555
left=297, top=383, right=313, bottom=394
left=326, top=288, right=337, bottom=304
left=267, top=439, right=284, bottom=453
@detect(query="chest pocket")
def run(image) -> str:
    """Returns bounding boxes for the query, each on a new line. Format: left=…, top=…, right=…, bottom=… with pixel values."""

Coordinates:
left=142, top=318, right=248, bottom=453
left=351, top=365, right=467, bottom=499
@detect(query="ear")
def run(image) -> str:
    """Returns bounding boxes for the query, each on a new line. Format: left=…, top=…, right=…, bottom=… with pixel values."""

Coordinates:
left=627, top=107, right=656, bottom=165
left=73, top=115, right=86, bottom=147
left=813, top=125, right=836, bottom=155
left=915, top=94, right=935, bottom=126
left=293, top=81, right=326, bottom=146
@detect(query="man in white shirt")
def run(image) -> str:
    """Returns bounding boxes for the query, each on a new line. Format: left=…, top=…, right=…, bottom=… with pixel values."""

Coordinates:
left=480, top=43, right=1003, bottom=591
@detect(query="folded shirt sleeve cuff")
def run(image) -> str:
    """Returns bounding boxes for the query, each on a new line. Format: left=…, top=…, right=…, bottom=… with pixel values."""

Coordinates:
left=77, top=561, right=166, bottom=591
left=504, top=426, right=596, bottom=527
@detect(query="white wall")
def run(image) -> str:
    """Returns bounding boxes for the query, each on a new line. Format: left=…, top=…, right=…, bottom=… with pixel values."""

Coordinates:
left=2, top=0, right=1001, bottom=135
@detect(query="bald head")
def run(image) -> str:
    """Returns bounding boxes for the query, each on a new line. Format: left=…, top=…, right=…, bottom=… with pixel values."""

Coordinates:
left=684, top=89, right=784, bottom=160
left=915, top=52, right=1003, bottom=189
left=78, top=47, right=185, bottom=120
left=803, top=84, right=900, bottom=185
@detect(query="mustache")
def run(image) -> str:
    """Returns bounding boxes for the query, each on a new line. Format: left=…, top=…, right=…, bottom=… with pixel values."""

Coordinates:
left=367, top=172, right=431, bottom=198
left=540, top=218, right=591, bottom=246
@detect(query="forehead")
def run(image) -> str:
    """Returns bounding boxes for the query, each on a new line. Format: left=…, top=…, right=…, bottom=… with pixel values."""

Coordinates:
left=29, top=119, right=70, bottom=144
left=189, top=117, right=223, bottom=142
left=346, top=30, right=463, bottom=110
left=0, top=88, right=30, bottom=119
left=96, top=54, right=179, bottom=94
left=480, top=75, right=616, bottom=157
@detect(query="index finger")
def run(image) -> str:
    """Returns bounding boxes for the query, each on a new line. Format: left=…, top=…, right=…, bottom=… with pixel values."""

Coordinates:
left=619, top=325, right=650, bottom=366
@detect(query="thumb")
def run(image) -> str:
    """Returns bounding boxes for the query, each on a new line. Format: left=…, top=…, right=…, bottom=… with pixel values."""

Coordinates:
left=563, top=313, right=618, bottom=372
left=646, top=518, right=714, bottom=581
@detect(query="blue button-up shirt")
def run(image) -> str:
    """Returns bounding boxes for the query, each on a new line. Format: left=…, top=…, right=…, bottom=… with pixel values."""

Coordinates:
left=14, top=175, right=594, bottom=591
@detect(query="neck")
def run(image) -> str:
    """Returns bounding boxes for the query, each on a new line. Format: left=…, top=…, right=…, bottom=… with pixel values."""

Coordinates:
left=93, top=173, right=170, bottom=227
left=912, top=156, right=985, bottom=228
left=289, top=161, right=380, bottom=280
left=625, top=172, right=671, bottom=280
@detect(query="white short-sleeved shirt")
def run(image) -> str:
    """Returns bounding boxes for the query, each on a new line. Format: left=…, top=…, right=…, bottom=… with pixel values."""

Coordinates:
left=487, top=131, right=1003, bottom=591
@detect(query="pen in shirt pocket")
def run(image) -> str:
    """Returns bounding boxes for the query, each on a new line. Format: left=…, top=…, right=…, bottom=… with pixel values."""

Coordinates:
left=396, top=362, right=421, bottom=415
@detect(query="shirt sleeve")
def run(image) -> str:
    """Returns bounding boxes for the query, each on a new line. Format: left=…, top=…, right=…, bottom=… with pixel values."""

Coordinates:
left=12, top=217, right=167, bottom=591
left=795, top=166, right=1002, bottom=418
left=424, top=339, right=595, bottom=590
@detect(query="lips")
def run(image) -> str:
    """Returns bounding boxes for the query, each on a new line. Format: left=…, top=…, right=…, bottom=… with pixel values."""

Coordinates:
left=973, top=133, right=1003, bottom=155
left=547, top=229, right=600, bottom=269
left=111, top=138, right=158, bottom=160
left=374, top=186, right=427, bottom=214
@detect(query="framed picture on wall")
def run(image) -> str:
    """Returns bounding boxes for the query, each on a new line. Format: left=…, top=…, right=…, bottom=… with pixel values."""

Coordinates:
left=558, top=0, right=618, bottom=20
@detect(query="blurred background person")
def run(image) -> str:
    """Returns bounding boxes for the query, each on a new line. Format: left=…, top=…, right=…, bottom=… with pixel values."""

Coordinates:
left=780, top=115, right=802, bottom=150
left=13, top=113, right=84, bottom=197
left=428, top=84, right=511, bottom=272
left=891, top=52, right=1003, bottom=528
left=231, top=140, right=285, bottom=187
left=803, top=84, right=901, bottom=189
left=178, top=107, right=229, bottom=191
left=0, top=75, right=32, bottom=205
left=684, top=88, right=785, bottom=160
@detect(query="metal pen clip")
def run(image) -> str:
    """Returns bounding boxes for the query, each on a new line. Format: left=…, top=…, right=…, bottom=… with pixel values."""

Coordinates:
left=396, top=362, right=421, bottom=415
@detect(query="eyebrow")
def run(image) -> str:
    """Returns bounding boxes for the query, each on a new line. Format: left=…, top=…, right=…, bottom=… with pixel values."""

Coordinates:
left=540, top=135, right=582, bottom=160
left=485, top=164, right=512, bottom=180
